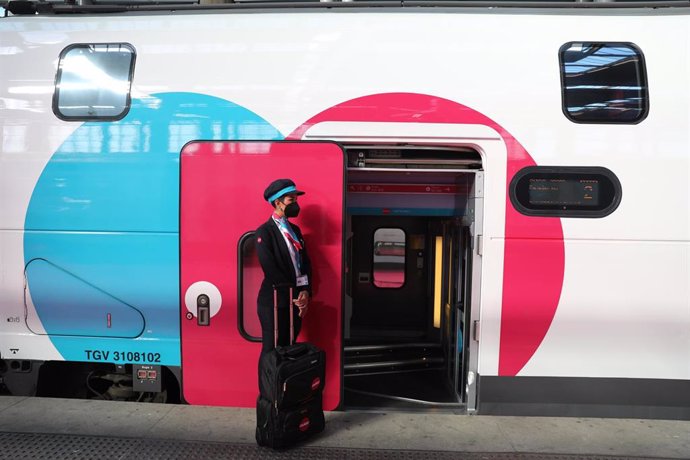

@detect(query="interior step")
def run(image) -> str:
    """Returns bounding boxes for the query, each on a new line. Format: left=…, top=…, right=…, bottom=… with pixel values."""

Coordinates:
left=344, top=342, right=444, bottom=375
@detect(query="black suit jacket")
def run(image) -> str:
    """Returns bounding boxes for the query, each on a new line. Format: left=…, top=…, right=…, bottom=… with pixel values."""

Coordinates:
left=255, top=217, right=312, bottom=310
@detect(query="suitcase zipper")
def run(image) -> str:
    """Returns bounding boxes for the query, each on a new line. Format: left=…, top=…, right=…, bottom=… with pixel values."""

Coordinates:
left=279, top=367, right=321, bottom=407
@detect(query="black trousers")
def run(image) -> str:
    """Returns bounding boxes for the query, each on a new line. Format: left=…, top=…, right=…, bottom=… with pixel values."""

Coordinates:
left=257, top=305, right=302, bottom=354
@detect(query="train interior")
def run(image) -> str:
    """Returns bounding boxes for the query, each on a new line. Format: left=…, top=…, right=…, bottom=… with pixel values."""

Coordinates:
left=342, top=146, right=482, bottom=410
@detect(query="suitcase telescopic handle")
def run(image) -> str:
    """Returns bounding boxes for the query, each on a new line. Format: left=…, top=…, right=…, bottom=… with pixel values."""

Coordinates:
left=273, top=286, right=295, bottom=348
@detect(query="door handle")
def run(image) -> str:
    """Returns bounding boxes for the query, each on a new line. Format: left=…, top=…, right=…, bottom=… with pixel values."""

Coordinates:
left=197, top=294, right=210, bottom=326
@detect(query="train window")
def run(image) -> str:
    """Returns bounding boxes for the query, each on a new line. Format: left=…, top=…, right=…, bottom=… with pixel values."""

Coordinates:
left=238, top=232, right=262, bottom=342
left=53, top=43, right=136, bottom=121
left=510, top=166, right=622, bottom=218
left=373, top=228, right=406, bottom=289
left=559, top=42, right=648, bottom=124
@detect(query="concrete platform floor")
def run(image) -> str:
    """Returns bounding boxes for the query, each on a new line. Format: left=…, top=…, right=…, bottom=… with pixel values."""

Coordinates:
left=0, top=396, right=688, bottom=459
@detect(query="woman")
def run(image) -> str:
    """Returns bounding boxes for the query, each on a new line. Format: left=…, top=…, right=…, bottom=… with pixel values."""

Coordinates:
left=255, top=178, right=312, bottom=353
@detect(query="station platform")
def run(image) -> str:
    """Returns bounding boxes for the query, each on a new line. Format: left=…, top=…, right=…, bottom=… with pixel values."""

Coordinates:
left=0, top=396, right=688, bottom=459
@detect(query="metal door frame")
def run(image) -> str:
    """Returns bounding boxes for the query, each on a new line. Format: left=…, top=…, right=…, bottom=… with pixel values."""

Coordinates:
left=465, top=171, right=484, bottom=412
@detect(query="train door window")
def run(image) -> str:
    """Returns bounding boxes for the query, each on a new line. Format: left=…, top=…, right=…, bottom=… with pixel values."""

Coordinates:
left=238, top=232, right=262, bottom=341
left=372, top=228, right=406, bottom=289
left=559, top=42, right=648, bottom=124
left=53, top=43, right=136, bottom=121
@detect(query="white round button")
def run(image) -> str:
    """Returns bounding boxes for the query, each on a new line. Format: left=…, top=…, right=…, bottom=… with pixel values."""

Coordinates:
left=184, top=281, right=222, bottom=318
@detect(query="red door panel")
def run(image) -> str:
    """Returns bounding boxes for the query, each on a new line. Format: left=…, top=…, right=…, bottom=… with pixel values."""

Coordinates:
left=180, top=141, right=344, bottom=409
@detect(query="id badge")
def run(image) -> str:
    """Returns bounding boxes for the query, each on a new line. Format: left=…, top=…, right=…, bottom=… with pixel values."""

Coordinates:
left=296, top=275, right=309, bottom=287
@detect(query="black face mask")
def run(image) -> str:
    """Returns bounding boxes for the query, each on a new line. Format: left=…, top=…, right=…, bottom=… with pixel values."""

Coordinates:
left=283, top=202, right=300, bottom=218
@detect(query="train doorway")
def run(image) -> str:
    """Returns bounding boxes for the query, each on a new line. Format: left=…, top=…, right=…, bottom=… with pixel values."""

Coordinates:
left=342, top=146, right=483, bottom=411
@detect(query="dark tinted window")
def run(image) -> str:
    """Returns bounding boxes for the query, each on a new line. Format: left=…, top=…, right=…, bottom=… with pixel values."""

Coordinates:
left=238, top=232, right=261, bottom=342
left=54, top=43, right=135, bottom=121
left=559, top=42, right=647, bottom=123
left=510, top=166, right=622, bottom=218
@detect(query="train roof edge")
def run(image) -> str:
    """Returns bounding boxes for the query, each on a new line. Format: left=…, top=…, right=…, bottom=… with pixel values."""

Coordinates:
left=4, top=0, right=690, bottom=17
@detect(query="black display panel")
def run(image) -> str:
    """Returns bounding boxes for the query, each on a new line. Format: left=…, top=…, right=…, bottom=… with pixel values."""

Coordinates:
left=510, top=167, right=621, bottom=218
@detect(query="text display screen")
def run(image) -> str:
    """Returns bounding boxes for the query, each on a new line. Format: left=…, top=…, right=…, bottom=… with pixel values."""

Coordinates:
left=528, top=178, right=600, bottom=207
left=510, top=167, right=621, bottom=217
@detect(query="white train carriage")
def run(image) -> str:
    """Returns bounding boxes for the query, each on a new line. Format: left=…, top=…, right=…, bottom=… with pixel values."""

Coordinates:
left=0, top=1, right=688, bottom=419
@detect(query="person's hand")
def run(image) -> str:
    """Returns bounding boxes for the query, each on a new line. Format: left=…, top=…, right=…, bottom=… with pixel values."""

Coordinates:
left=294, top=291, right=310, bottom=317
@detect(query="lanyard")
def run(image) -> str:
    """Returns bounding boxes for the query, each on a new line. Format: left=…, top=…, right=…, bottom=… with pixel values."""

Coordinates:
left=272, top=214, right=302, bottom=273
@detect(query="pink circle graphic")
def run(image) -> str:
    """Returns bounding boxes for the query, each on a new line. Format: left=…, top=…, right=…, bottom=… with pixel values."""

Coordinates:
left=289, top=93, right=565, bottom=376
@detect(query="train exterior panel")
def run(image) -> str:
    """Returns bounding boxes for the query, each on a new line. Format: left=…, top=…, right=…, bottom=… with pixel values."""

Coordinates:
left=0, top=5, right=688, bottom=418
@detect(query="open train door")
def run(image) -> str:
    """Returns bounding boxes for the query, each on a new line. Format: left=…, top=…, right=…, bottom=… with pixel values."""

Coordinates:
left=180, top=141, right=344, bottom=410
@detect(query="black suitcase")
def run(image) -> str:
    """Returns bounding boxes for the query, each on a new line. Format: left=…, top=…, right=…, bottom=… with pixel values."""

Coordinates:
left=256, top=393, right=325, bottom=449
left=259, top=341, right=325, bottom=410
left=256, top=287, right=326, bottom=448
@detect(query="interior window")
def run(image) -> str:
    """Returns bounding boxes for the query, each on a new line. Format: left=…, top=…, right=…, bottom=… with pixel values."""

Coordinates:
left=373, top=228, right=406, bottom=289
left=559, top=42, right=648, bottom=123
left=54, top=43, right=135, bottom=120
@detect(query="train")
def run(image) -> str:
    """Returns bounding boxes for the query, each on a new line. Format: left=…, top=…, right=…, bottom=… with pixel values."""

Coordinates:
left=1, top=0, right=688, bottom=420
